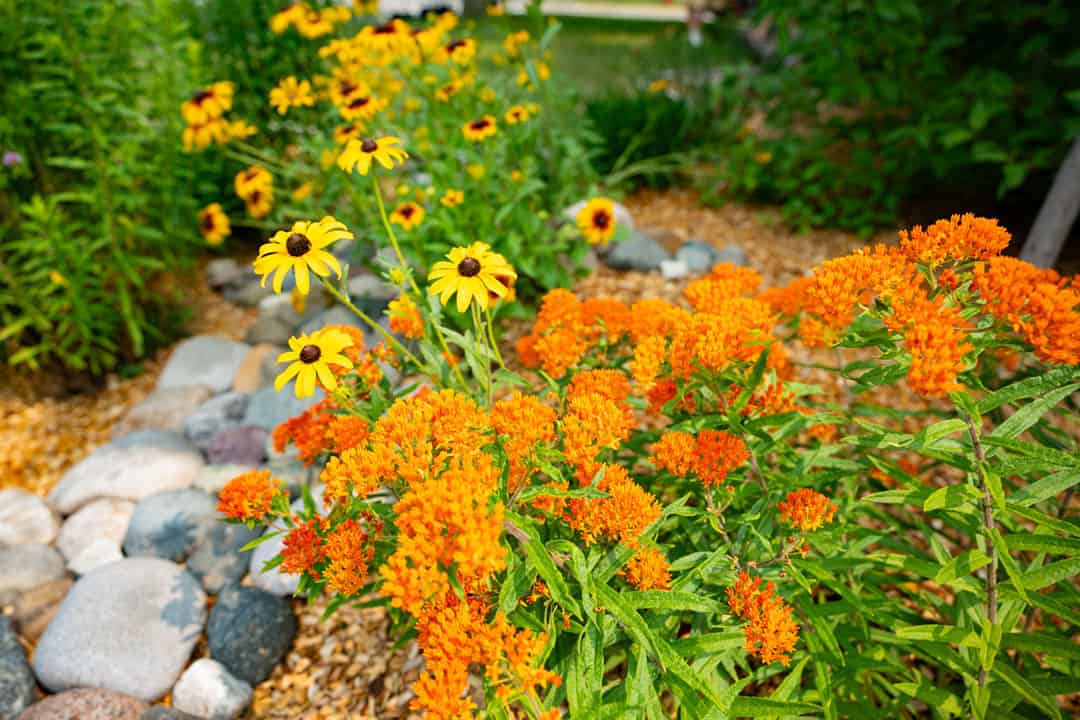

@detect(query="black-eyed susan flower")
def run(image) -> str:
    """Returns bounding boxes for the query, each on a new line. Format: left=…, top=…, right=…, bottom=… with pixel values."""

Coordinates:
left=339, top=94, right=387, bottom=122
left=437, top=38, right=476, bottom=65
left=182, top=117, right=229, bottom=152
left=486, top=3, right=505, bottom=16
left=270, top=2, right=305, bottom=33
left=503, top=30, right=529, bottom=55
left=270, top=76, right=316, bottom=115
left=390, top=202, right=425, bottom=230
left=428, top=242, right=517, bottom=313
left=235, top=166, right=273, bottom=200
left=329, top=78, right=366, bottom=107
left=181, top=82, right=234, bottom=125
left=435, top=81, right=462, bottom=103
left=295, top=7, right=336, bottom=38
left=337, top=136, right=408, bottom=176
left=199, top=203, right=231, bottom=246
left=462, top=115, right=497, bottom=142
left=577, top=197, right=616, bottom=245
left=245, top=188, right=273, bottom=219
left=334, top=123, right=365, bottom=145
left=358, top=19, right=410, bottom=52
left=275, top=328, right=354, bottom=397
left=504, top=105, right=530, bottom=124
left=440, top=189, right=464, bottom=207
left=254, top=216, right=352, bottom=294
left=226, top=119, right=258, bottom=140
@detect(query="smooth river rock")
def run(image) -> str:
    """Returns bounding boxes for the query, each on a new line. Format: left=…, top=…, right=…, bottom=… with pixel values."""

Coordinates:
left=56, top=498, right=135, bottom=575
left=0, top=488, right=59, bottom=546
left=207, top=584, right=296, bottom=686
left=0, top=617, right=35, bottom=720
left=171, top=658, right=253, bottom=720
left=112, top=385, right=214, bottom=437
left=17, top=688, right=148, bottom=720
left=0, top=543, right=65, bottom=601
left=157, top=336, right=251, bottom=393
left=122, top=489, right=219, bottom=561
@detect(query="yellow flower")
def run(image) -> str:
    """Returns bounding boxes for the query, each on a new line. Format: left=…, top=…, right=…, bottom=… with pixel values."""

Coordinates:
left=245, top=188, right=273, bottom=219
left=486, top=3, right=504, bottom=15
left=334, top=123, right=365, bottom=145
left=389, top=267, right=406, bottom=285
left=577, top=197, right=616, bottom=245
left=275, top=328, right=354, bottom=398
left=291, top=287, right=307, bottom=315
left=648, top=79, right=669, bottom=93
left=254, top=216, right=353, bottom=294
left=50, top=271, right=66, bottom=286
left=516, top=62, right=549, bottom=87
left=337, top=136, right=408, bottom=176
left=182, top=117, right=229, bottom=152
left=291, top=182, right=314, bottom=201
left=479, top=87, right=497, bottom=104
left=225, top=119, right=258, bottom=140
left=441, top=189, right=464, bottom=207
left=339, top=93, right=387, bottom=122
left=270, top=3, right=305, bottom=33
left=353, top=0, right=378, bottom=14
left=390, top=201, right=425, bottom=230
left=396, top=184, right=410, bottom=197
left=181, top=81, right=234, bottom=125
left=269, top=76, right=315, bottom=115
left=510, top=169, right=523, bottom=182
left=503, top=30, right=529, bottom=55
left=428, top=242, right=517, bottom=313
left=235, top=166, right=272, bottom=200
left=466, top=163, right=485, bottom=180
left=404, top=97, right=423, bottom=113
left=504, top=105, right=530, bottom=124
left=436, top=38, right=476, bottom=65
left=435, top=80, right=462, bottom=102
left=199, top=203, right=231, bottom=245
left=462, top=115, right=497, bottom=142
left=753, top=151, right=773, bottom=164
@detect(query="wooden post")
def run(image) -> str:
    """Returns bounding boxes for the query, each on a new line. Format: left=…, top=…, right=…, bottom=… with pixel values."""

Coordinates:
left=1020, top=135, right=1080, bottom=269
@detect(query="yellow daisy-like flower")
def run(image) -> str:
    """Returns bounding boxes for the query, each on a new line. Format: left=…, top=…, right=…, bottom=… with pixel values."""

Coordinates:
left=428, top=242, right=517, bottom=313
left=291, top=181, right=314, bottom=201
left=225, top=119, right=258, bottom=140
left=253, top=216, right=353, bottom=294
left=435, top=81, right=462, bottom=103
left=479, top=86, right=497, bottom=104
left=269, top=76, right=316, bottom=115
left=503, top=30, right=529, bottom=56
left=390, top=201, right=425, bottom=230
left=245, top=188, right=273, bottom=219
left=334, top=123, right=365, bottom=145
left=270, top=2, right=304, bottom=33
left=486, top=3, right=505, bottom=16
left=358, top=19, right=410, bottom=52
left=274, top=328, right=354, bottom=398
left=337, top=136, right=408, bottom=176
left=577, top=197, right=617, bottom=245
left=510, top=169, right=523, bottom=182
left=339, top=94, right=387, bottom=122
left=181, top=81, right=234, bottom=125
left=504, top=105, right=530, bottom=124
left=436, top=38, right=476, bottom=65
left=198, top=203, right=231, bottom=246
left=440, top=189, right=464, bottom=207
left=235, top=166, right=273, bottom=200
left=182, top=117, right=229, bottom=152
left=403, top=97, right=423, bottom=113
left=466, top=163, right=485, bottom=180
left=329, top=77, right=367, bottom=107
left=462, top=115, right=497, bottom=142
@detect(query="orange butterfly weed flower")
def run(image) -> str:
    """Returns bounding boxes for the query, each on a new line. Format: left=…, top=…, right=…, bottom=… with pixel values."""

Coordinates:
left=280, top=517, right=326, bottom=576
left=566, top=463, right=661, bottom=547
left=683, top=262, right=763, bottom=314
left=320, top=445, right=387, bottom=502
left=727, top=572, right=799, bottom=666
left=323, top=518, right=375, bottom=596
left=777, top=488, right=838, bottom=532
left=651, top=429, right=749, bottom=488
left=410, top=662, right=476, bottom=720
left=326, top=415, right=370, bottom=453
left=491, top=392, right=557, bottom=494
left=648, top=431, right=696, bottom=478
left=629, top=336, right=667, bottom=393
left=756, top=276, right=814, bottom=318
left=722, top=381, right=798, bottom=417
left=388, top=294, right=424, bottom=339
left=561, top=391, right=633, bottom=483
left=628, top=298, right=690, bottom=342
left=898, top=213, right=1011, bottom=267
left=621, top=546, right=672, bottom=590
left=668, top=298, right=778, bottom=377
left=271, top=397, right=338, bottom=465
left=579, top=296, right=632, bottom=342
left=217, top=470, right=286, bottom=522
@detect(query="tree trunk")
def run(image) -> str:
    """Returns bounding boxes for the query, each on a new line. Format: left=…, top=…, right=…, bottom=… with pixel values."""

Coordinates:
left=1020, top=135, right=1080, bottom=269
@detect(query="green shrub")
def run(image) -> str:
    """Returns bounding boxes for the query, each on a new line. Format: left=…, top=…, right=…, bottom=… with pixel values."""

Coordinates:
left=702, top=1, right=1080, bottom=235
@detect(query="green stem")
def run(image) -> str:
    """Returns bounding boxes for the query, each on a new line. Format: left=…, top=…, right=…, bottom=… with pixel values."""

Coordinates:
left=485, top=306, right=505, bottom=368
left=473, top=303, right=493, bottom=407
left=319, top=277, right=424, bottom=372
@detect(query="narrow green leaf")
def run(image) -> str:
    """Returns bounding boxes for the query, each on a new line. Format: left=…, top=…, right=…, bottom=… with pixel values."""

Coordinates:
left=990, top=384, right=1080, bottom=440
left=1021, top=557, right=1080, bottom=591
left=991, top=662, right=1062, bottom=719
left=895, top=624, right=982, bottom=647
left=729, top=697, right=823, bottom=717
left=1011, top=470, right=1080, bottom=507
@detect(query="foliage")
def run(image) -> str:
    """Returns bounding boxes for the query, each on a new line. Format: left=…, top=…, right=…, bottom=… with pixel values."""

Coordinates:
left=703, top=1, right=1080, bottom=235
left=221, top=133, right=1080, bottom=720
left=0, top=0, right=206, bottom=374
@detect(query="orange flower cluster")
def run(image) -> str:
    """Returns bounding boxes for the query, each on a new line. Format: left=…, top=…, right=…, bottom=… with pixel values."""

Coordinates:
left=323, top=518, right=376, bottom=595
left=721, top=382, right=798, bottom=417
left=667, top=298, right=781, bottom=378
left=620, top=546, right=672, bottom=590
left=280, top=517, right=326, bottom=575
left=777, top=488, right=837, bottom=532
left=561, top=373, right=635, bottom=483
left=217, top=470, right=285, bottom=522
left=650, top=429, right=749, bottom=488
left=898, top=213, right=1011, bottom=266
left=727, top=572, right=799, bottom=666
left=388, top=294, right=424, bottom=339
left=684, top=262, right=763, bottom=314
left=272, top=398, right=338, bottom=465
left=566, top=463, right=661, bottom=547
left=491, top=392, right=556, bottom=494
left=756, top=276, right=814, bottom=318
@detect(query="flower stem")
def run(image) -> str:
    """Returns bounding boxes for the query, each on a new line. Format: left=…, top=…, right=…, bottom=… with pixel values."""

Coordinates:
left=484, top=306, right=505, bottom=368
left=319, top=277, right=424, bottom=372
left=964, top=414, right=998, bottom=693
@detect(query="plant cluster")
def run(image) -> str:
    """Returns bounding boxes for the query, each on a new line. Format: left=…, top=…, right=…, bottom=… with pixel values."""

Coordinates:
left=217, top=109, right=1080, bottom=718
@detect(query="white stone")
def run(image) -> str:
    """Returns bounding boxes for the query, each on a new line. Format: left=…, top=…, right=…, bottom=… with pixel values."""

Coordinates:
left=0, top=489, right=59, bottom=546
left=57, top=498, right=135, bottom=575
left=660, top=258, right=690, bottom=280
left=171, top=659, right=252, bottom=720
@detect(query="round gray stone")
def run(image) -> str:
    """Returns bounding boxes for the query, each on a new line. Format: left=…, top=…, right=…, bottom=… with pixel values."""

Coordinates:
left=604, top=230, right=672, bottom=272
left=56, top=498, right=134, bottom=575
left=123, top=489, right=218, bottom=561
left=0, top=543, right=65, bottom=601
left=242, top=386, right=324, bottom=432
left=207, top=584, right=296, bottom=686
left=193, top=464, right=258, bottom=496
left=184, top=393, right=251, bottom=452
left=157, top=336, right=251, bottom=393
left=0, top=617, right=35, bottom=720
left=715, top=242, right=749, bottom=267
left=206, top=425, right=268, bottom=467
left=171, top=658, right=252, bottom=720
left=17, top=688, right=148, bottom=720
left=675, top=240, right=722, bottom=273
left=33, top=558, right=207, bottom=702
left=187, top=521, right=260, bottom=594
left=0, top=488, right=59, bottom=546
left=112, top=385, right=214, bottom=437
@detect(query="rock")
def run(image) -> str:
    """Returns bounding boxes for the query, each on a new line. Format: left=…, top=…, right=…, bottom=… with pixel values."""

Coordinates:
left=12, top=578, right=72, bottom=643
left=0, top=488, right=59, bottom=546
left=0, top=544, right=65, bottom=602
left=247, top=528, right=298, bottom=597
left=660, top=258, right=690, bottom=280
left=0, top=617, right=35, bottom=720
left=206, top=425, right=268, bottom=467
left=254, top=288, right=327, bottom=330
left=49, top=436, right=203, bottom=515
left=222, top=280, right=273, bottom=308
left=17, top=689, right=148, bottom=720
left=243, top=314, right=294, bottom=346
left=206, top=258, right=244, bottom=290
left=232, top=344, right=280, bottom=394
left=299, top=305, right=365, bottom=337
left=243, top=386, right=324, bottom=432
left=714, top=242, right=749, bottom=268
left=123, top=489, right=218, bottom=561
left=140, top=709, right=200, bottom=720
left=112, top=385, right=214, bottom=437
left=187, top=521, right=260, bottom=594
left=564, top=199, right=634, bottom=232
left=157, top=336, right=251, bottom=394
left=56, top=498, right=134, bottom=575
left=33, top=558, right=207, bottom=702
left=184, top=393, right=250, bottom=452
left=265, top=440, right=312, bottom=498
left=604, top=230, right=672, bottom=272
left=193, top=464, right=256, bottom=496
left=171, top=659, right=252, bottom=720
left=347, top=272, right=397, bottom=316
left=207, top=584, right=297, bottom=686
left=675, top=240, right=721, bottom=273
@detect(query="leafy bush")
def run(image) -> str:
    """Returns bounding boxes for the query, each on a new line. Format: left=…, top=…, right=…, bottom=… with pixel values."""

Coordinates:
left=219, top=165, right=1080, bottom=718
left=703, top=1, right=1080, bottom=235
left=0, top=0, right=208, bottom=374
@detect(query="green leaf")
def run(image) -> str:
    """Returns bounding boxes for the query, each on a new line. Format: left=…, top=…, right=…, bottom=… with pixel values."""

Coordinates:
left=239, top=529, right=281, bottom=552
left=933, top=549, right=991, bottom=586
left=1011, top=470, right=1080, bottom=507
left=1006, top=534, right=1080, bottom=556
left=975, top=366, right=1080, bottom=414
left=729, top=697, right=823, bottom=717
left=622, top=591, right=722, bottom=614
left=566, top=621, right=603, bottom=716
left=894, top=680, right=964, bottom=718
left=990, top=384, right=1080, bottom=440
left=1001, top=632, right=1080, bottom=660
left=1020, top=557, right=1080, bottom=591
left=991, top=662, right=1062, bottom=719
left=895, top=624, right=982, bottom=647
left=991, top=529, right=1029, bottom=603
left=923, top=484, right=981, bottom=512
left=505, top=511, right=581, bottom=618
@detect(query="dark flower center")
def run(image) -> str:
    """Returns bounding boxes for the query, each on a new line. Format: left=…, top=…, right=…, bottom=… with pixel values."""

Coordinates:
left=348, top=96, right=371, bottom=109
left=592, top=210, right=611, bottom=229
left=249, top=190, right=262, bottom=204
left=192, top=89, right=213, bottom=104
left=446, top=40, right=467, bottom=52
left=470, top=119, right=491, bottom=131
left=400, top=206, right=415, bottom=218
left=361, top=138, right=378, bottom=153
left=299, top=344, right=321, bottom=363
left=373, top=22, right=396, bottom=34
left=457, top=257, right=481, bottom=277
left=339, top=81, right=357, bottom=96
left=286, top=233, right=311, bottom=257
left=201, top=213, right=215, bottom=231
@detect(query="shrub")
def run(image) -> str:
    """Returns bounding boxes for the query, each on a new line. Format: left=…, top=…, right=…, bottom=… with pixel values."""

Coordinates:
left=219, top=131, right=1080, bottom=720
left=0, top=0, right=208, bottom=374
left=703, top=1, right=1080, bottom=235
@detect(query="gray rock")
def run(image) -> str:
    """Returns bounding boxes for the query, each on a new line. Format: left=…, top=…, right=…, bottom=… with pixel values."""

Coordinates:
left=243, top=385, right=324, bottom=432
left=206, top=258, right=244, bottom=290
left=12, top=577, right=72, bottom=644
left=254, top=287, right=327, bottom=330
left=141, top=709, right=201, bottom=720
left=299, top=305, right=365, bottom=337
left=157, top=336, right=251, bottom=393
left=247, top=528, right=298, bottom=597
left=265, top=439, right=312, bottom=498
left=244, top=314, right=294, bottom=346
left=660, top=258, right=690, bottom=280
left=17, top=688, right=148, bottom=720
left=604, top=230, right=672, bottom=272
left=112, top=385, right=214, bottom=437
left=675, top=240, right=721, bottom=273
left=564, top=198, right=634, bottom=232
left=0, top=544, right=65, bottom=602
left=347, top=272, right=398, bottom=316
left=0, top=617, right=35, bottom=720
left=714, top=242, right=749, bottom=268
left=171, top=658, right=252, bottom=720
left=49, top=435, right=203, bottom=515
left=206, top=425, right=268, bottom=467
left=33, top=558, right=207, bottom=702
left=207, top=584, right=296, bottom=686
left=222, top=280, right=273, bottom=308
left=123, top=489, right=219, bottom=561
left=187, top=521, right=260, bottom=594
left=0, top=488, right=59, bottom=546
left=193, top=464, right=257, bottom=496
left=184, top=393, right=250, bottom=452
left=56, top=498, right=135, bottom=575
